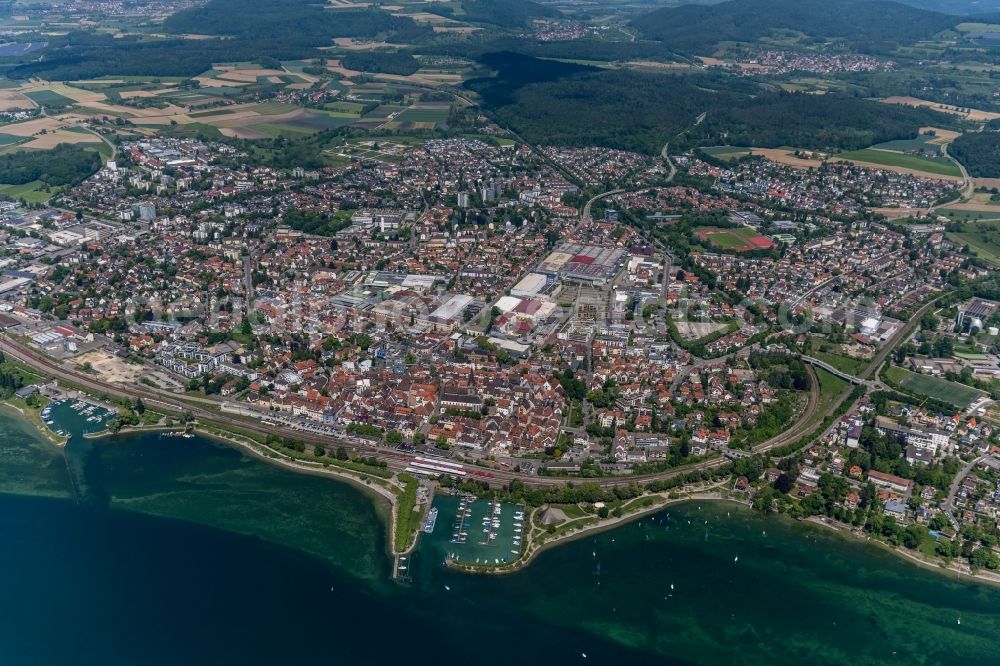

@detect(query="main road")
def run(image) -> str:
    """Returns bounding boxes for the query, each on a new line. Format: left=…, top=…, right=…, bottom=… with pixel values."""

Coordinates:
left=930, top=140, right=973, bottom=214
left=860, top=295, right=942, bottom=381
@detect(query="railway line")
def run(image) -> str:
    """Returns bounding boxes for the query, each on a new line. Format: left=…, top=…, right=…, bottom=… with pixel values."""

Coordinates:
left=0, top=334, right=827, bottom=490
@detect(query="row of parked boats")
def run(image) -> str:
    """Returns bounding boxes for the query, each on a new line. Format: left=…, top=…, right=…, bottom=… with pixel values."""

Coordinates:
left=512, top=509, right=524, bottom=552
left=39, top=403, right=67, bottom=437
left=450, top=496, right=474, bottom=544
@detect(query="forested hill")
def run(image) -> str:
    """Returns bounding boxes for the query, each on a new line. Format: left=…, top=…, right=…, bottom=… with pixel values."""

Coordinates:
left=427, top=0, right=559, bottom=27
left=950, top=132, right=1000, bottom=177
left=468, top=53, right=955, bottom=154
left=633, top=0, right=960, bottom=54
left=894, top=0, right=1000, bottom=13
left=162, top=0, right=423, bottom=44
left=10, top=0, right=429, bottom=80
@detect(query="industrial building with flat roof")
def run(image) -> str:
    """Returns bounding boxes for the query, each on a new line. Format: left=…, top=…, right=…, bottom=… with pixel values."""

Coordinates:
left=536, top=243, right=627, bottom=286
left=425, top=294, right=475, bottom=329
left=511, top=272, right=556, bottom=299
left=958, top=298, right=999, bottom=332
left=364, top=271, right=444, bottom=291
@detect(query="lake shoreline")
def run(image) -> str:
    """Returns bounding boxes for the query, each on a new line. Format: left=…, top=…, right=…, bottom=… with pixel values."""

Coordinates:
left=0, top=399, right=67, bottom=447
left=803, top=514, right=1000, bottom=588
left=189, top=425, right=406, bottom=559
left=448, top=490, right=1000, bottom=588
left=21, top=408, right=407, bottom=560
left=11, top=403, right=1000, bottom=587
left=446, top=484, right=735, bottom=576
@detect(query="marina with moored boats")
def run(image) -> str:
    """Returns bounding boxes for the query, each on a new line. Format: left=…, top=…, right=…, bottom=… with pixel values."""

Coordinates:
left=419, top=493, right=526, bottom=569
left=41, top=399, right=117, bottom=439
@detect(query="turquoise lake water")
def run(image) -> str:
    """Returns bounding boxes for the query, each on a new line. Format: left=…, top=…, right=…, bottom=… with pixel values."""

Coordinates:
left=0, top=407, right=998, bottom=665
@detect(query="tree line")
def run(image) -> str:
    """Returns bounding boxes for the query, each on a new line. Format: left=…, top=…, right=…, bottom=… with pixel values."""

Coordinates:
left=0, top=144, right=102, bottom=187
left=633, top=0, right=959, bottom=56
left=950, top=132, right=1000, bottom=178
left=341, top=52, right=421, bottom=77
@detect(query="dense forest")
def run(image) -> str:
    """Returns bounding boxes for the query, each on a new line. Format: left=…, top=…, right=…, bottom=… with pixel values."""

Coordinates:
left=427, top=36, right=682, bottom=63
left=163, top=0, right=421, bottom=44
left=6, top=33, right=311, bottom=80
left=0, top=144, right=102, bottom=187
left=467, top=54, right=952, bottom=154
left=898, top=0, right=1000, bottom=12
left=9, top=1, right=428, bottom=80
left=691, top=92, right=951, bottom=151
left=281, top=209, right=352, bottom=236
left=950, top=131, right=1000, bottom=177
left=427, top=0, right=558, bottom=27
left=467, top=52, right=601, bottom=102
left=341, top=51, right=421, bottom=76
left=633, top=0, right=959, bottom=55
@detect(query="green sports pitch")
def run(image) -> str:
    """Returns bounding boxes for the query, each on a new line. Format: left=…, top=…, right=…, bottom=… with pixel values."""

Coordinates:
left=886, top=366, right=985, bottom=409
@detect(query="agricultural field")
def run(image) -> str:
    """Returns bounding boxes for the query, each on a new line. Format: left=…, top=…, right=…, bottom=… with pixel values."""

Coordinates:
left=694, top=226, right=776, bottom=252
left=956, top=22, right=1000, bottom=33
left=18, top=128, right=102, bottom=150
left=938, top=190, right=1000, bottom=214
left=0, top=89, right=34, bottom=111
left=209, top=107, right=347, bottom=139
left=0, top=51, right=463, bottom=149
left=703, top=145, right=826, bottom=168
left=700, top=145, right=752, bottom=161
left=22, top=88, right=75, bottom=108
left=834, top=147, right=962, bottom=178
left=776, top=77, right=853, bottom=94
left=881, top=96, right=1000, bottom=123
left=0, top=115, right=102, bottom=152
left=0, top=42, right=45, bottom=57
left=938, top=208, right=1000, bottom=221
left=365, top=104, right=407, bottom=120
left=323, top=101, right=368, bottom=117
left=871, top=129, right=953, bottom=155
left=885, top=366, right=985, bottom=409
left=748, top=147, right=825, bottom=168
left=383, top=102, right=450, bottom=130
left=194, top=64, right=316, bottom=89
